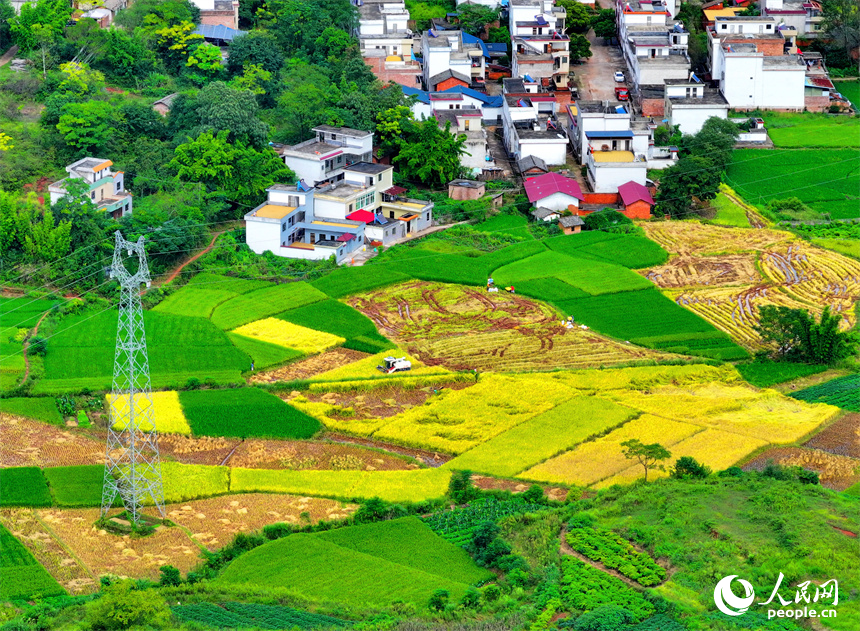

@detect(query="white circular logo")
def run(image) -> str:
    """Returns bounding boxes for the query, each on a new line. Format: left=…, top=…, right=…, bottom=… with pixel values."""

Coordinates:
left=714, top=575, right=755, bottom=616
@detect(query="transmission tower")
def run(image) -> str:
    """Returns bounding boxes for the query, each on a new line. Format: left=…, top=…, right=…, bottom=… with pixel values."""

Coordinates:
left=101, top=231, right=165, bottom=525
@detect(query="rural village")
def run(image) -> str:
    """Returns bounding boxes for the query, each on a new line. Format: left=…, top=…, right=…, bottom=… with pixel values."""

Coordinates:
left=0, top=0, right=858, bottom=629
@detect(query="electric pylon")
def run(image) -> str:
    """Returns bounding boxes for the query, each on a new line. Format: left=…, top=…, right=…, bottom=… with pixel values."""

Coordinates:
left=100, top=231, right=165, bottom=525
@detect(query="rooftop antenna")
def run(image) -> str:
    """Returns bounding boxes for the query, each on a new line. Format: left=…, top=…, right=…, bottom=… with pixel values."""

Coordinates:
left=101, top=231, right=165, bottom=526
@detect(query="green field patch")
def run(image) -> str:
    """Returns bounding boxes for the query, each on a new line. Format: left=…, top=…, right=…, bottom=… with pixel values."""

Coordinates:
left=445, top=397, right=637, bottom=477
left=217, top=517, right=490, bottom=607
left=0, top=467, right=52, bottom=507
left=423, top=498, right=549, bottom=547
left=711, top=193, right=751, bottom=228
left=736, top=361, right=829, bottom=388
left=811, top=237, right=860, bottom=259
left=159, top=462, right=230, bottom=503
left=761, top=111, right=860, bottom=148
left=43, top=464, right=107, bottom=507
left=562, top=557, right=654, bottom=621
left=790, top=374, right=860, bottom=411
left=0, top=296, right=59, bottom=383
left=341, top=331, right=396, bottom=354
left=155, top=272, right=269, bottom=318
left=474, top=213, right=534, bottom=239
left=383, top=254, right=489, bottom=287
left=834, top=81, right=859, bottom=108
left=179, top=388, right=321, bottom=439
left=173, top=602, right=351, bottom=629
left=41, top=310, right=250, bottom=391
left=514, top=277, right=590, bottom=303
left=311, top=266, right=410, bottom=298
left=631, top=330, right=749, bottom=361
left=276, top=299, right=380, bottom=340
left=480, top=239, right=548, bottom=271
left=578, top=234, right=669, bottom=269
left=211, top=282, right=327, bottom=330
left=0, top=397, right=63, bottom=425
left=566, top=520, right=666, bottom=586
left=0, top=523, right=65, bottom=600
left=227, top=333, right=303, bottom=370
left=727, top=149, right=860, bottom=220
left=544, top=231, right=622, bottom=255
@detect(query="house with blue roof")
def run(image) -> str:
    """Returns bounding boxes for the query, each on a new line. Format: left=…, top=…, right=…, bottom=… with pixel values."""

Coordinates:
left=400, top=84, right=504, bottom=123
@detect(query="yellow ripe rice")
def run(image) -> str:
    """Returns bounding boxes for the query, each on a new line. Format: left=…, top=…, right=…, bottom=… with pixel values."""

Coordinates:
left=232, top=318, right=345, bottom=354
left=107, top=391, right=190, bottom=434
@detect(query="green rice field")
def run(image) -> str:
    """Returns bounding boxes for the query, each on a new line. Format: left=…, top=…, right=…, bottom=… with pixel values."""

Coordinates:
left=0, top=523, right=65, bottom=600
left=0, top=467, right=52, bottom=507
left=210, top=282, right=327, bottom=330
left=0, top=296, right=59, bottom=389
left=761, top=111, right=860, bottom=148
left=0, top=397, right=63, bottom=425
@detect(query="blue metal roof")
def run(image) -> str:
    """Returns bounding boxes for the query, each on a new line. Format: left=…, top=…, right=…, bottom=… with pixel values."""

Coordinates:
left=399, top=84, right=503, bottom=109
left=193, top=24, right=247, bottom=41
left=585, top=130, right=634, bottom=139
left=462, top=32, right=490, bottom=59
left=401, top=85, right=431, bottom=104
left=485, top=43, right=508, bottom=54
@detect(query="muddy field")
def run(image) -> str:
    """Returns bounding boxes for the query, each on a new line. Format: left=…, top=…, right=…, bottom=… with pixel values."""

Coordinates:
left=804, top=413, right=860, bottom=459
left=250, top=348, right=369, bottom=384
left=743, top=446, right=860, bottom=491
left=0, top=415, right=104, bottom=468
left=349, top=281, right=676, bottom=371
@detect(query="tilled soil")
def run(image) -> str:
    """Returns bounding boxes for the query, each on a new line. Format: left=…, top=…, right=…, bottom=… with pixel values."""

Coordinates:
left=0, top=414, right=104, bottom=468
left=249, top=348, right=369, bottom=383
left=804, top=413, right=860, bottom=459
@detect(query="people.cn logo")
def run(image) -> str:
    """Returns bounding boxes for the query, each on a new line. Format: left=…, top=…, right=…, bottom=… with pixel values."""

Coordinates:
left=714, top=575, right=756, bottom=616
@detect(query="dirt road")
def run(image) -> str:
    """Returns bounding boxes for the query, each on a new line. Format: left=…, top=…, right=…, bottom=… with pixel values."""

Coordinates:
left=575, top=30, right=627, bottom=102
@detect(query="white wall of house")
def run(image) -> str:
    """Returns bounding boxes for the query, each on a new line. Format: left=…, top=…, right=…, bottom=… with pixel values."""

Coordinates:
left=635, top=61, right=691, bottom=86
left=668, top=105, right=729, bottom=134
left=519, top=138, right=568, bottom=165
left=245, top=219, right=283, bottom=256
left=313, top=197, right=352, bottom=219
left=282, top=157, right=326, bottom=186
left=587, top=158, right=648, bottom=193
left=534, top=192, right=581, bottom=211
left=719, top=53, right=805, bottom=109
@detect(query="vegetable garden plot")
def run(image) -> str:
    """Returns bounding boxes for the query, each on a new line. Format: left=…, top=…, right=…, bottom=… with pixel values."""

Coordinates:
left=444, top=397, right=638, bottom=477
left=0, top=415, right=104, bottom=468
left=0, top=398, right=63, bottom=425
left=565, top=523, right=666, bottom=586
left=232, top=318, right=344, bottom=354
left=173, top=602, right=352, bottom=630
left=791, top=374, right=860, bottom=411
left=0, top=522, right=65, bottom=600
left=0, top=467, right=52, bottom=507
left=179, top=388, right=321, bottom=439
left=210, top=282, right=327, bottom=330
left=423, top=498, right=549, bottom=547
left=561, top=557, right=655, bottom=621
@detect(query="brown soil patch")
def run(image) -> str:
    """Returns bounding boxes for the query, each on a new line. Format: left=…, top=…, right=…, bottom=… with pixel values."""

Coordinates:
left=0, top=415, right=104, bottom=468
left=831, top=525, right=858, bottom=538
left=471, top=474, right=567, bottom=502
left=804, top=413, right=860, bottom=459
left=743, top=446, right=860, bottom=491
left=349, top=281, right=679, bottom=372
left=166, top=494, right=357, bottom=550
left=37, top=508, right=202, bottom=580
left=250, top=348, right=369, bottom=383
left=0, top=509, right=97, bottom=595
left=326, top=433, right=453, bottom=467
left=159, top=434, right=237, bottom=466
left=642, top=254, right=760, bottom=288
left=226, top=439, right=416, bottom=471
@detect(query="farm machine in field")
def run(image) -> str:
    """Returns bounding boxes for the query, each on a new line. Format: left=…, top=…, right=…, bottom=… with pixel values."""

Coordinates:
left=377, top=356, right=412, bottom=374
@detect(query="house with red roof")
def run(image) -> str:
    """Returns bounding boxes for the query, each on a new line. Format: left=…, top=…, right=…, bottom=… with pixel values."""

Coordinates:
left=617, top=181, right=654, bottom=219
left=524, top=172, right=585, bottom=215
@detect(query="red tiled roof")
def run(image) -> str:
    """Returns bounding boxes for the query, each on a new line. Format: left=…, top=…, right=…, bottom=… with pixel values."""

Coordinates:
left=347, top=209, right=375, bottom=223
left=384, top=186, right=407, bottom=195
left=523, top=172, right=584, bottom=203
left=807, top=76, right=834, bottom=89
left=336, top=233, right=355, bottom=242
left=618, top=181, right=654, bottom=207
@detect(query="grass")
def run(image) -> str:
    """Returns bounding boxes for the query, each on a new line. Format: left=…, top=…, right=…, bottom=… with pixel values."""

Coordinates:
left=40, top=310, right=250, bottom=392
left=0, top=296, right=59, bottom=385
left=761, top=111, right=860, bottom=148
left=0, top=397, right=63, bottom=425
left=726, top=149, right=860, bottom=220
left=276, top=298, right=380, bottom=339
left=217, top=517, right=490, bottom=607
left=43, top=464, right=106, bottom=507
left=229, top=468, right=452, bottom=503
left=0, top=467, right=52, bottom=507
left=226, top=333, right=304, bottom=370
left=311, top=266, right=410, bottom=298
left=736, top=361, right=829, bottom=388
left=811, top=237, right=860, bottom=259
left=445, top=397, right=638, bottom=477
left=790, top=373, right=860, bottom=411
left=179, top=388, right=321, bottom=439
left=0, top=523, right=66, bottom=600
left=210, top=282, right=327, bottom=330
left=473, top=214, right=534, bottom=239
left=710, top=193, right=750, bottom=228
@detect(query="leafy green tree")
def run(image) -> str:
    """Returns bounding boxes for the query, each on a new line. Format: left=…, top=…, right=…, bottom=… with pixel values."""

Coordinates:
left=118, top=102, right=167, bottom=141
left=821, top=0, right=860, bottom=58
left=573, top=605, right=635, bottom=631
left=583, top=210, right=635, bottom=233
left=195, top=81, right=270, bottom=148
left=557, top=0, right=593, bottom=33
left=158, top=565, right=181, bottom=586
left=448, top=469, right=480, bottom=504
left=654, top=155, right=721, bottom=218
left=460, top=586, right=481, bottom=608
left=755, top=305, right=858, bottom=364
left=313, top=26, right=358, bottom=64
left=24, top=206, right=72, bottom=262
left=262, top=0, right=357, bottom=57
left=10, top=0, right=71, bottom=52
left=150, top=19, right=203, bottom=74
left=591, top=9, right=617, bottom=40
left=57, top=101, right=116, bottom=156
left=227, top=30, right=284, bottom=76
left=376, top=105, right=414, bottom=156
left=620, top=439, right=671, bottom=482
left=94, top=28, right=157, bottom=87
left=276, top=64, right=335, bottom=142
left=428, top=589, right=449, bottom=612
left=569, top=33, right=593, bottom=61
left=116, top=0, right=199, bottom=32
left=0, top=0, right=14, bottom=50
left=682, top=116, right=738, bottom=171
left=457, top=5, right=499, bottom=36
left=394, top=117, right=466, bottom=186
left=230, top=64, right=273, bottom=96
left=85, top=580, right=172, bottom=630
left=185, top=42, right=225, bottom=83
left=56, top=61, right=105, bottom=97
left=671, top=456, right=712, bottom=479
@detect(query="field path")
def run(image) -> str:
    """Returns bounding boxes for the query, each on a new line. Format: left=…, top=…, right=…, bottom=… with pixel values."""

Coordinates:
left=19, top=309, right=51, bottom=387
left=158, top=229, right=231, bottom=286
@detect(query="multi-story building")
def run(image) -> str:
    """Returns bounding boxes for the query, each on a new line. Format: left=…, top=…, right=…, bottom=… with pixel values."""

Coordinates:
left=509, top=0, right=571, bottom=90
left=432, top=107, right=494, bottom=171
left=617, top=0, right=690, bottom=90
left=48, top=158, right=132, bottom=219
left=402, top=85, right=505, bottom=124
left=420, top=29, right=487, bottom=91
left=716, top=43, right=806, bottom=110
left=501, top=79, right=568, bottom=165
left=763, top=0, right=824, bottom=39
left=663, top=78, right=729, bottom=134
left=276, top=126, right=374, bottom=188
left=354, top=0, right=414, bottom=59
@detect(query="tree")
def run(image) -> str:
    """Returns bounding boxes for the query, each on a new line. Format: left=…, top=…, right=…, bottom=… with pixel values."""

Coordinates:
left=557, top=0, right=593, bottom=34
left=573, top=605, right=635, bottom=631
left=447, top=469, right=480, bottom=504
left=394, top=117, right=466, bottom=186
left=9, top=0, right=71, bottom=52
left=149, top=19, right=203, bottom=74
left=94, top=28, right=157, bottom=87
left=620, top=439, right=671, bottom=482
left=591, top=9, right=617, bottom=41
left=821, top=0, right=860, bottom=58
left=85, top=580, right=172, bottom=630
left=457, top=5, right=499, bottom=36
left=0, top=0, right=13, bottom=51
left=682, top=116, right=738, bottom=171
left=671, top=456, right=712, bottom=479
left=185, top=42, right=225, bottom=83
left=158, top=565, right=181, bottom=586
left=116, top=0, right=198, bottom=31
left=376, top=105, right=414, bottom=156
left=583, top=210, right=635, bottom=234
left=23, top=206, right=71, bottom=261
left=230, top=64, right=273, bottom=96
left=653, top=155, right=721, bottom=218
left=56, top=101, right=116, bottom=156
left=226, top=30, right=284, bottom=76
left=569, top=33, right=593, bottom=61
left=276, top=64, right=336, bottom=142
left=755, top=305, right=858, bottom=364
left=195, top=81, right=270, bottom=148
left=766, top=197, right=815, bottom=221
left=56, top=61, right=105, bottom=96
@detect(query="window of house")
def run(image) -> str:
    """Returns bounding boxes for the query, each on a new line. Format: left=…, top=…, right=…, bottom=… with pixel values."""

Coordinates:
left=115, top=182, right=121, bottom=192
left=288, top=195, right=299, bottom=206
left=389, top=211, right=395, bottom=219
left=91, top=191, right=96, bottom=199
left=377, top=174, right=382, bottom=182
left=349, top=204, right=354, bottom=213
left=425, top=213, right=430, bottom=221
left=721, top=23, right=727, bottom=29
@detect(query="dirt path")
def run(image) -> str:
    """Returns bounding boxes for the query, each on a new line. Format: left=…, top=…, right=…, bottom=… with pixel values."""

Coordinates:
left=158, top=230, right=227, bottom=286
left=19, top=309, right=51, bottom=387
left=576, top=30, right=626, bottom=102
left=721, top=188, right=768, bottom=229
left=0, top=45, right=20, bottom=67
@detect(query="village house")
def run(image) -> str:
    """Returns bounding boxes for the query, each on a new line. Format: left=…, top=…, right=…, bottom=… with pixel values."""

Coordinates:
left=617, top=180, right=654, bottom=218
left=524, top=172, right=585, bottom=213
left=77, top=0, right=127, bottom=26
left=190, top=0, right=239, bottom=29
left=448, top=179, right=486, bottom=201
left=402, top=86, right=505, bottom=125
left=276, top=126, right=374, bottom=188
left=48, top=158, right=132, bottom=219
left=763, top=0, right=824, bottom=39
left=501, top=78, right=568, bottom=166
left=663, top=77, right=729, bottom=134
left=517, top=155, right=550, bottom=177
left=354, top=0, right=413, bottom=59
left=508, top=0, right=572, bottom=91
left=420, top=29, right=488, bottom=91
left=559, top=215, right=585, bottom=234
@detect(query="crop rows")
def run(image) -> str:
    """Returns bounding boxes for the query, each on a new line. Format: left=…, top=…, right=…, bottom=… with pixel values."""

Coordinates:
left=423, top=498, right=549, bottom=546
left=173, top=602, right=352, bottom=629
left=565, top=524, right=666, bottom=586
left=0, top=523, right=65, bottom=600
left=791, top=374, right=860, bottom=411
left=561, top=557, right=654, bottom=621
left=641, top=222, right=790, bottom=257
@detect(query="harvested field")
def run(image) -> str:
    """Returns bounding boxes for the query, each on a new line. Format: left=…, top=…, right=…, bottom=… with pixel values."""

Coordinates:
left=37, top=508, right=201, bottom=580
left=743, top=447, right=860, bottom=491
left=0, top=415, right=104, bottom=468
left=349, top=281, right=678, bottom=372
left=642, top=254, right=759, bottom=288
left=166, top=494, right=357, bottom=550
left=0, top=509, right=97, bottom=595
left=804, top=413, right=860, bottom=459
left=470, top=475, right=567, bottom=502
left=249, top=348, right=369, bottom=384
left=641, top=223, right=791, bottom=256
left=226, top=440, right=416, bottom=471
left=158, top=434, right=238, bottom=466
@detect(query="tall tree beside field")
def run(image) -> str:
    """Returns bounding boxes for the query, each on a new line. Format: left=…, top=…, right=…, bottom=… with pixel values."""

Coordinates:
left=569, top=33, right=593, bottom=61
left=620, top=439, right=671, bottom=482
left=591, top=9, right=617, bottom=40
left=393, top=117, right=466, bottom=186
left=654, top=156, right=721, bottom=218
left=755, top=305, right=858, bottom=364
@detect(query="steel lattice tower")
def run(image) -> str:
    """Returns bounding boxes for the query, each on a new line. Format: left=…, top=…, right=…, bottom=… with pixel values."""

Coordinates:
left=101, top=231, right=165, bottom=525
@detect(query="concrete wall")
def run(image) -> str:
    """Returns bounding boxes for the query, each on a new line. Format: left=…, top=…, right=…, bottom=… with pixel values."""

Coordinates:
left=536, top=191, right=580, bottom=211
left=519, top=139, right=568, bottom=165
left=245, top=219, right=283, bottom=255
left=669, top=105, right=729, bottom=134
left=283, top=157, right=325, bottom=186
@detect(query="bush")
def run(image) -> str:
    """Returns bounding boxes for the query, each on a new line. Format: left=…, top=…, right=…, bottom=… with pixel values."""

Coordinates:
left=670, top=456, right=712, bottom=479
left=158, top=565, right=181, bottom=587
left=573, top=605, right=635, bottom=631
left=428, top=589, right=449, bottom=611
left=28, top=336, right=47, bottom=356
left=85, top=581, right=171, bottom=630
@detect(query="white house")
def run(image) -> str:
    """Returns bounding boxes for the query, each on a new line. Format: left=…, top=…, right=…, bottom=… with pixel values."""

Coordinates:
left=617, top=0, right=690, bottom=90
left=664, top=78, right=729, bottom=134
left=354, top=0, right=414, bottom=59
left=717, top=44, right=806, bottom=110
left=433, top=108, right=495, bottom=172
left=277, top=126, right=374, bottom=188
left=509, top=0, right=571, bottom=90
left=524, top=172, right=584, bottom=211
left=763, top=0, right=824, bottom=39
left=566, top=100, right=633, bottom=164
left=501, top=79, right=568, bottom=165
left=48, top=158, right=132, bottom=219
left=420, top=29, right=487, bottom=91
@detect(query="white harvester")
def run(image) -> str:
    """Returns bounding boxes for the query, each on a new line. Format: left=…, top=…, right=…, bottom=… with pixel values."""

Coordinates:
left=377, top=356, right=412, bottom=374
